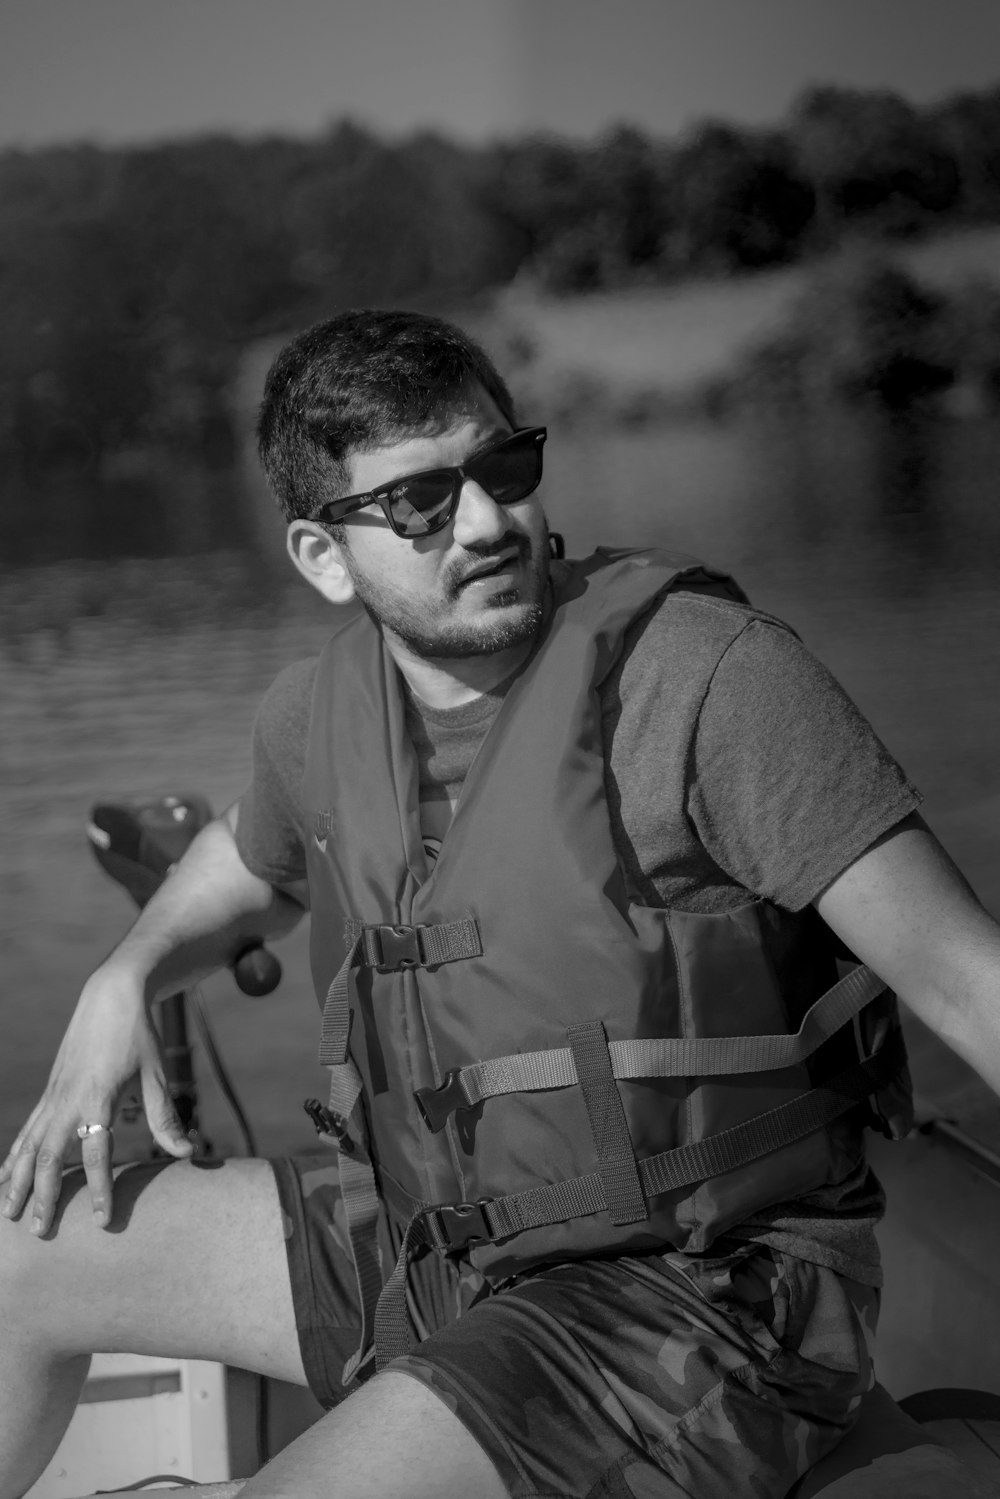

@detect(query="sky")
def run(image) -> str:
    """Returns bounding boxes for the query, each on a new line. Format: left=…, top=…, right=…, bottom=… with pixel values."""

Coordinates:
left=2, top=0, right=999, bottom=151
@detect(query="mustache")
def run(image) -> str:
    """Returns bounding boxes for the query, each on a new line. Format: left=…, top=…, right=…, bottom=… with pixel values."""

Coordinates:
left=445, top=532, right=533, bottom=593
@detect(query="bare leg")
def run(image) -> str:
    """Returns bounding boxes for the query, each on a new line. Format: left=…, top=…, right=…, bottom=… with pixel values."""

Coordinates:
left=240, top=1371, right=507, bottom=1499
left=0, top=1157, right=306, bottom=1499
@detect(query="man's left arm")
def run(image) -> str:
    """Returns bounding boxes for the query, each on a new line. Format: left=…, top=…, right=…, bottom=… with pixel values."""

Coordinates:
left=815, top=811, right=1000, bottom=1095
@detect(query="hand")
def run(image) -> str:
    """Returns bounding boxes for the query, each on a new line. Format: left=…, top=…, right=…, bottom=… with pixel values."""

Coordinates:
left=0, top=964, right=194, bottom=1234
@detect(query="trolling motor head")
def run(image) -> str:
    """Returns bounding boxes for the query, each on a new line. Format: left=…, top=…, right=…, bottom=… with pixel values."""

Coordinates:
left=86, top=793, right=281, bottom=995
left=87, top=794, right=213, bottom=907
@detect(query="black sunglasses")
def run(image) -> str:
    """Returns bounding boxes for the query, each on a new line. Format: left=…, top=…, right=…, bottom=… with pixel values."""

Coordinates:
left=308, top=426, right=547, bottom=539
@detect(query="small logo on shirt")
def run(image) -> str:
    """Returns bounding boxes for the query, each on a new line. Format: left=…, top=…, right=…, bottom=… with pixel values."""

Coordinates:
left=312, top=810, right=336, bottom=853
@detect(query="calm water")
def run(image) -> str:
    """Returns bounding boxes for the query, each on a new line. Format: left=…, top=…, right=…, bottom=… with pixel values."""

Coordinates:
left=4, top=406, right=1000, bottom=1157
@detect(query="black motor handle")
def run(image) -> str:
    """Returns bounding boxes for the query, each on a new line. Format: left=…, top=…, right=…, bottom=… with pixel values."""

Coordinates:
left=87, top=794, right=281, bottom=996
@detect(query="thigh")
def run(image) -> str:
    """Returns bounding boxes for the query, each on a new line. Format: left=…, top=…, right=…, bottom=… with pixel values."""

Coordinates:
left=240, top=1371, right=507, bottom=1499
left=392, top=1243, right=878, bottom=1499
left=5, top=1156, right=307, bottom=1384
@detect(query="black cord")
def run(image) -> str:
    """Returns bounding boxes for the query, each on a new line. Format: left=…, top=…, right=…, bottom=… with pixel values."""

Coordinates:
left=256, top=1371, right=271, bottom=1470
left=188, top=987, right=258, bottom=1158
left=95, top=1477, right=199, bottom=1492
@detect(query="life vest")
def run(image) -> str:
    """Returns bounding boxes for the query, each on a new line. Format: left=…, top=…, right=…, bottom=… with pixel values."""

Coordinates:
left=301, top=547, right=911, bottom=1374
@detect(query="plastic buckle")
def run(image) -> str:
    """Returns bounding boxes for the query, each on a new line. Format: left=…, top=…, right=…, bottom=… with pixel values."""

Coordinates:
left=374, top=924, right=424, bottom=972
left=302, top=1097, right=354, bottom=1154
left=414, top=1069, right=468, bottom=1132
left=425, top=1200, right=493, bottom=1252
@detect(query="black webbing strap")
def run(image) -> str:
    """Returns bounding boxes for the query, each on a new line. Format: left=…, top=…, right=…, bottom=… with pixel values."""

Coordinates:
left=370, top=1033, right=903, bottom=1368
left=318, top=917, right=482, bottom=1069
left=318, top=933, right=363, bottom=1068
left=639, top=1030, right=905, bottom=1197
left=373, top=1210, right=434, bottom=1370
left=315, top=916, right=482, bottom=1374
left=333, top=1137, right=383, bottom=1384
left=344, top=916, right=483, bottom=970
left=315, top=916, right=482, bottom=1373
left=566, top=1021, right=647, bottom=1226
left=308, top=1059, right=384, bottom=1386
left=413, top=966, right=889, bottom=1129
left=486, top=1031, right=905, bottom=1238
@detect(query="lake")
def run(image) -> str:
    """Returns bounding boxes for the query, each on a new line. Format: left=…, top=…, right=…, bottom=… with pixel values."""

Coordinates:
left=4, top=403, right=1000, bottom=1161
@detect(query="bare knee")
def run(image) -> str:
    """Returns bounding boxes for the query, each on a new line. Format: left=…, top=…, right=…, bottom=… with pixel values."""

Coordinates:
left=6, top=1156, right=305, bottom=1382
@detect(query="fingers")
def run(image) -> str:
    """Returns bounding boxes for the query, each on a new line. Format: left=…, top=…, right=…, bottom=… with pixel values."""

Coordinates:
left=0, top=1123, right=32, bottom=1186
left=141, top=1069, right=195, bottom=1161
left=1, top=1104, right=48, bottom=1220
left=78, top=1120, right=116, bottom=1228
left=2, top=1109, right=118, bottom=1235
left=4, top=1133, right=68, bottom=1235
left=1, top=1133, right=42, bottom=1221
left=1, top=1089, right=192, bottom=1236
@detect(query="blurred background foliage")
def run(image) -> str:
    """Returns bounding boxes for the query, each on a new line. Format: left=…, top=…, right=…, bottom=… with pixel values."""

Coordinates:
left=4, top=81, right=1000, bottom=536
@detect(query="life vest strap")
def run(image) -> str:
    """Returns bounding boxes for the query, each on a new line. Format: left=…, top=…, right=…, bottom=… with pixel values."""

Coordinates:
left=567, top=1020, right=647, bottom=1226
left=372, top=1029, right=906, bottom=1368
left=346, top=916, right=483, bottom=970
left=488, top=1030, right=904, bottom=1237
left=313, top=912, right=483, bottom=1375
left=318, top=933, right=364, bottom=1068
left=304, top=1056, right=384, bottom=1387
left=336, top=1143, right=383, bottom=1385
left=319, top=918, right=483, bottom=1068
left=414, top=964, right=887, bottom=1130
left=374, top=1210, right=434, bottom=1371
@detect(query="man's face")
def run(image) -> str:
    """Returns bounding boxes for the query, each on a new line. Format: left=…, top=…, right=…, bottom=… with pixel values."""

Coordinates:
left=335, top=391, right=550, bottom=660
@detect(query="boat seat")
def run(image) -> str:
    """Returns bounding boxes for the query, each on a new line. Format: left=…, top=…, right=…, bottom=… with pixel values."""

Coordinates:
left=82, top=1384, right=1000, bottom=1498
left=790, top=1381, right=1000, bottom=1497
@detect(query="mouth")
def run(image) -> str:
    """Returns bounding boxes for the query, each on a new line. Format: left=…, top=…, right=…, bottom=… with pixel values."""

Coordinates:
left=456, top=548, right=524, bottom=589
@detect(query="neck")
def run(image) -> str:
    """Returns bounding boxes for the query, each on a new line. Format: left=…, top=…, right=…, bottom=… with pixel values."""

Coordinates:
left=383, top=631, right=536, bottom=708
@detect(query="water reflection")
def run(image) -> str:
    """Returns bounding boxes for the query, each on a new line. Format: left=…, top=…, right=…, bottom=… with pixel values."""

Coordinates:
left=2, top=466, right=252, bottom=565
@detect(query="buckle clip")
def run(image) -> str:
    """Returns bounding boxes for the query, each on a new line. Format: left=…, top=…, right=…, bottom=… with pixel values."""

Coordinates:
left=425, top=1200, right=493, bottom=1252
left=414, top=1069, right=469, bottom=1132
left=302, top=1097, right=354, bottom=1154
left=374, top=924, right=424, bottom=972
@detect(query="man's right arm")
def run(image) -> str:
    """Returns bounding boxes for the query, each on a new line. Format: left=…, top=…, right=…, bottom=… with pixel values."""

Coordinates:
left=0, top=807, right=304, bottom=1236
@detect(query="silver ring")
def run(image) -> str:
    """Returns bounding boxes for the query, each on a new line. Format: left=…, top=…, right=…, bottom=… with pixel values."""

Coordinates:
left=76, top=1122, right=111, bottom=1140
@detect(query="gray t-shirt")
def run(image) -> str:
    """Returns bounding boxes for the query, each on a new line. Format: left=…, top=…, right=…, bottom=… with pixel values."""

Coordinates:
left=237, top=585, right=922, bottom=1285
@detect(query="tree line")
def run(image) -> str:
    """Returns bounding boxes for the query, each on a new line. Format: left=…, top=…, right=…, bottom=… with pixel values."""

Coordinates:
left=3, top=82, right=1000, bottom=478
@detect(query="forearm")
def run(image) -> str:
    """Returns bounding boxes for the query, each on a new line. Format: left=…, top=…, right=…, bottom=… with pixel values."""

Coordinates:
left=816, top=814, right=1000, bottom=1097
left=897, top=924, right=1000, bottom=1097
left=104, top=806, right=304, bottom=1002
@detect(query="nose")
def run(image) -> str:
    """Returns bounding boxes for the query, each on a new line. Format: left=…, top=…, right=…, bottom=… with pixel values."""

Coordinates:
left=450, top=478, right=509, bottom=548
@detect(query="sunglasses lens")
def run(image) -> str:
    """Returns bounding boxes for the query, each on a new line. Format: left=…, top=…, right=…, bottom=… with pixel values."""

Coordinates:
left=471, top=433, right=543, bottom=505
left=380, top=430, right=544, bottom=536
left=387, top=474, right=457, bottom=536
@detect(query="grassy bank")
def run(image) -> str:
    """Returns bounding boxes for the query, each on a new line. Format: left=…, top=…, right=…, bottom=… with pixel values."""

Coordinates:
left=469, top=224, right=1000, bottom=419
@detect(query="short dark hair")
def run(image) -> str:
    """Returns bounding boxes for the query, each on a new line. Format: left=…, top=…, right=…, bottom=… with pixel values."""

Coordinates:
left=256, top=308, right=516, bottom=522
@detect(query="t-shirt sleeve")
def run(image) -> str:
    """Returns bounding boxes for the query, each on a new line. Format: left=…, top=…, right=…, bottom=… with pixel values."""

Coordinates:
left=688, top=618, right=922, bottom=910
left=235, top=656, right=316, bottom=887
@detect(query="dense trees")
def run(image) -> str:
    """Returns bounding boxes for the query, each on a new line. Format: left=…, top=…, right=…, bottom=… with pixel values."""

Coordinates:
left=3, top=82, right=1000, bottom=483
left=786, top=87, right=959, bottom=239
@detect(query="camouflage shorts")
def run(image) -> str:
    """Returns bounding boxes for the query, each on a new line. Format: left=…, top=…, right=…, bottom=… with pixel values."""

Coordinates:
left=271, top=1154, right=878, bottom=1498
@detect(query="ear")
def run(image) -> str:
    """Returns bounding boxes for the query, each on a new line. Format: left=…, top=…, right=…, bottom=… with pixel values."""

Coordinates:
left=286, top=521, right=357, bottom=605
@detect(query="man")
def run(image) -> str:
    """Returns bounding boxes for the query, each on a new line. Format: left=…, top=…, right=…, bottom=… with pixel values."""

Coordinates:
left=2, top=309, right=1000, bottom=1499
